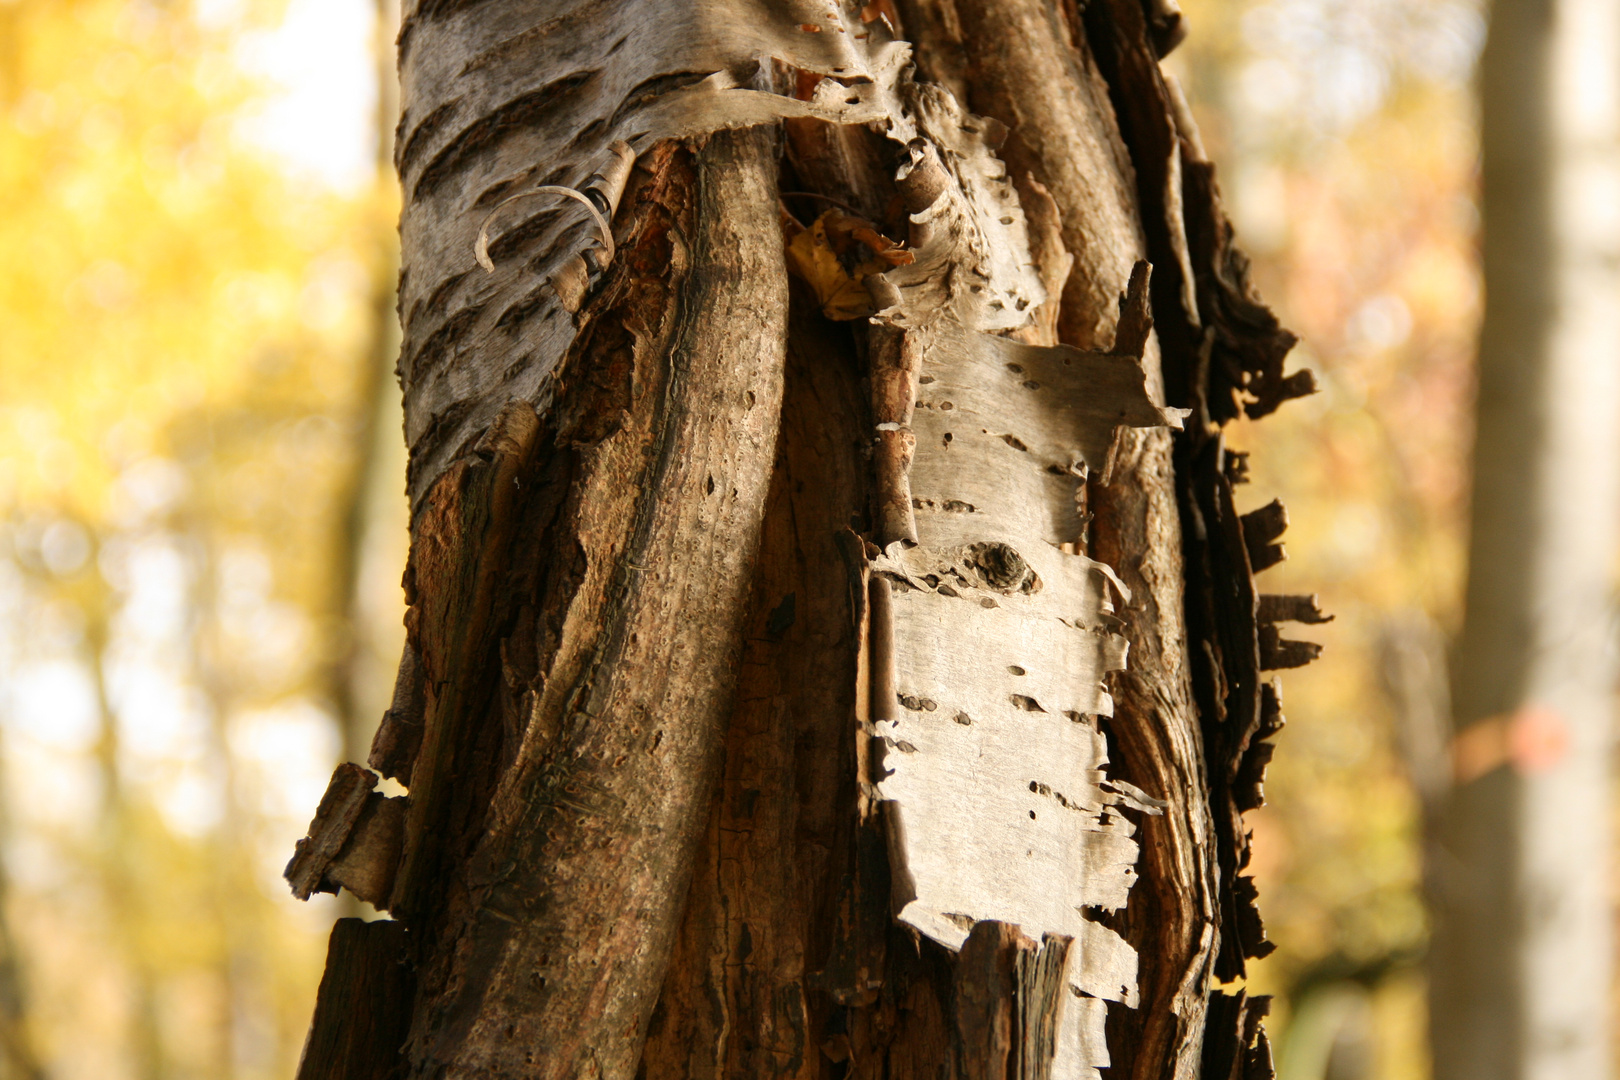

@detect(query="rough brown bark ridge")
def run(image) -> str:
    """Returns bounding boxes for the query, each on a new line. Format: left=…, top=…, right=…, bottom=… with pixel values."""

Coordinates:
left=285, top=3, right=1317, bottom=1078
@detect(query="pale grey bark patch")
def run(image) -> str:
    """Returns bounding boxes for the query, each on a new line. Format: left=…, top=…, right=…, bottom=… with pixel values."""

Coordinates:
left=872, top=84, right=1049, bottom=331
left=396, top=0, right=916, bottom=509
left=866, top=149, right=1176, bottom=1016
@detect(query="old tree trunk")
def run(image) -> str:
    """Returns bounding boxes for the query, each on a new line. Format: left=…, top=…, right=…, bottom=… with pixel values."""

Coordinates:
left=286, top=2, right=1320, bottom=1077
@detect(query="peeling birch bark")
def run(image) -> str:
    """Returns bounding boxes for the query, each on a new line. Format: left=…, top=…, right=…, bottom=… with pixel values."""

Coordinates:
left=288, top=2, right=1317, bottom=1078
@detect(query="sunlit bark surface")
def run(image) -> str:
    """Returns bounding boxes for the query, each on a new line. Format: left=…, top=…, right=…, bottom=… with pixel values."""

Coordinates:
left=284, top=3, right=1318, bottom=1078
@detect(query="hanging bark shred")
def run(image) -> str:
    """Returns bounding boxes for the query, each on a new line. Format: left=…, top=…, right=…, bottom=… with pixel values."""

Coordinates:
left=285, top=1, right=1321, bottom=1077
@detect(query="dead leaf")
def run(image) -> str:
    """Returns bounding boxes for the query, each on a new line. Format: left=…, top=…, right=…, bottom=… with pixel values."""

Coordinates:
left=784, top=209, right=911, bottom=320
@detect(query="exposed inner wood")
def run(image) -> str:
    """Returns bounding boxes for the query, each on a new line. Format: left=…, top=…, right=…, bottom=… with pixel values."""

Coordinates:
left=285, top=1, right=1322, bottom=1077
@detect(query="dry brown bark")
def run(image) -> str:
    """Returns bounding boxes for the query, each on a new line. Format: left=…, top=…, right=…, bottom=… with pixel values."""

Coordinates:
left=286, top=3, right=1319, bottom=1078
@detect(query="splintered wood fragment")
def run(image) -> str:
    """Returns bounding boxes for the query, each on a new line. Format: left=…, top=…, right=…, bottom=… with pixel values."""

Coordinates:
left=285, top=763, right=377, bottom=900
left=1234, top=682, right=1286, bottom=812
left=1240, top=499, right=1288, bottom=572
left=296, top=918, right=414, bottom=1080
left=1017, top=934, right=1088, bottom=1080
left=1231, top=875, right=1275, bottom=961
left=1112, top=261, right=1154, bottom=359
left=322, top=793, right=408, bottom=908
left=1201, top=990, right=1274, bottom=1080
left=954, top=923, right=1111, bottom=1080
left=1256, top=593, right=1332, bottom=625
left=1257, top=623, right=1323, bottom=671
left=955, top=921, right=1024, bottom=1080
left=367, top=642, right=425, bottom=785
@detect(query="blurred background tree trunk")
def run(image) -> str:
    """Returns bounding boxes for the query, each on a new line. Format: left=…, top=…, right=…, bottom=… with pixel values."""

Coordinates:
left=1431, top=0, right=1620, bottom=1076
left=325, top=0, right=407, bottom=775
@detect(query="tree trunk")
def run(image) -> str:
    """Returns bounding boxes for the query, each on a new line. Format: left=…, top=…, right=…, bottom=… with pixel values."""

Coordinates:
left=287, top=3, right=1318, bottom=1078
left=1430, top=0, right=1620, bottom=1076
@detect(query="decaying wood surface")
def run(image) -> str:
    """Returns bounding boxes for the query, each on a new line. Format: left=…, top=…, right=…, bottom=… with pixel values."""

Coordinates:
left=284, top=2, right=1319, bottom=1077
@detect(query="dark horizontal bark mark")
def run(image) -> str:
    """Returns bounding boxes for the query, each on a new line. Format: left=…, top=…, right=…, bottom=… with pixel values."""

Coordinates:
left=606, top=71, right=725, bottom=132
left=493, top=287, right=555, bottom=335
left=407, top=270, right=471, bottom=338
left=408, top=0, right=498, bottom=25
left=411, top=73, right=600, bottom=201
left=403, top=303, right=485, bottom=385
left=405, top=398, right=476, bottom=506
left=484, top=206, right=567, bottom=265
left=399, top=98, right=463, bottom=176
left=458, top=0, right=620, bottom=77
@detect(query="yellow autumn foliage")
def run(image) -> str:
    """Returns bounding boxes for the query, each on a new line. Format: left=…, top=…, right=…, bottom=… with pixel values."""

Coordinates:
left=0, top=1, right=397, bottom=1076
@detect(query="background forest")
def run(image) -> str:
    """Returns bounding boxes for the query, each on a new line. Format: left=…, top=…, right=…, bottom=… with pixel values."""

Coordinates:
left=0, top=0, right=1487, bottom=1077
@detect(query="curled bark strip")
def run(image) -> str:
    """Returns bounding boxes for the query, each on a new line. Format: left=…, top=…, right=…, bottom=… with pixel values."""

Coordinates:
left=475, top=185, right=613, bottom=273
